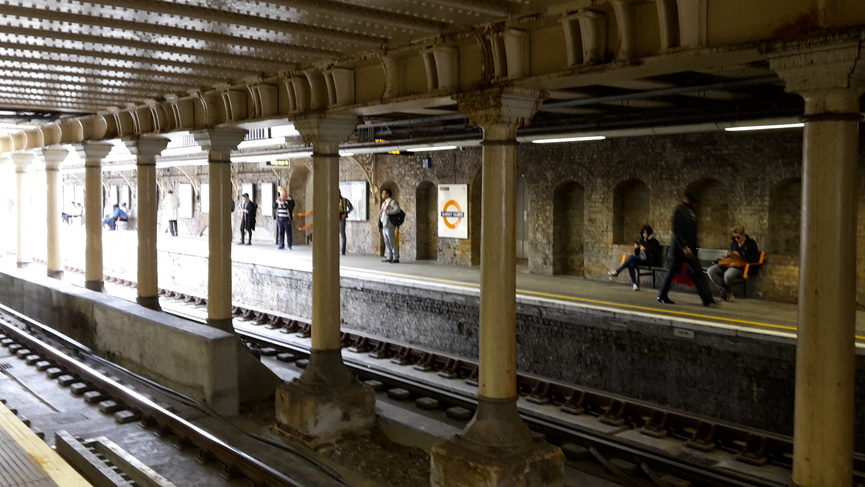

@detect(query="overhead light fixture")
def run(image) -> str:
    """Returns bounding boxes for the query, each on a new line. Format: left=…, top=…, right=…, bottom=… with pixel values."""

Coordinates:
left=405, top=145, right=456, bottom=152
left=531, top=135, right=605, bottom=144
left=725, top=123, right=804, bottom=132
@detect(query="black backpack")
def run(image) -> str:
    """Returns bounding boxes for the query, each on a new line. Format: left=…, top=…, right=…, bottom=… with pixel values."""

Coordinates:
left=389, top=209, right=406, bottom=227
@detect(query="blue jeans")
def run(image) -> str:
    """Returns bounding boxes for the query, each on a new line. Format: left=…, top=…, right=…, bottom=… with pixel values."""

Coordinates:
left=276, top=218, right=292, bottom=249
left=615, top=255, right=644, bottom=285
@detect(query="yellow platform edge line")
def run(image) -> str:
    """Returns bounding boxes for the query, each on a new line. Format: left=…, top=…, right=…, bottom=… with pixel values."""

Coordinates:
left=345, top=266, right=865, bottom=341
left=0, top=402, right=92, bottom=486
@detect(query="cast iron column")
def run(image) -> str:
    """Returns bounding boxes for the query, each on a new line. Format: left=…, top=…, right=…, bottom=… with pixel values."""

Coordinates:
left=127, top=136, right=170, bottom=310
left=43, top=147, right=69, bottom=278
left=276, top=114, right=376, bottom=445
left=80, top=142, right=113, bottom=292
left=12, top=152, right=35, bottom=269
left=193, top=128, right=247, bottom=332
left=770, top=41, right=863, bottom=487
left=431, top=89, right=563, bottom=487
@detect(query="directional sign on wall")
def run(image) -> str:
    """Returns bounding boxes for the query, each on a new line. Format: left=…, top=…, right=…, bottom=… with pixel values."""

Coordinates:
left=438, top=184, right=468, bottom=239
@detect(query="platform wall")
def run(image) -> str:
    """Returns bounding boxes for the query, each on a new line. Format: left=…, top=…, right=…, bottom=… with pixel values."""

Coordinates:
left=153, top=251, right=865, bottom=451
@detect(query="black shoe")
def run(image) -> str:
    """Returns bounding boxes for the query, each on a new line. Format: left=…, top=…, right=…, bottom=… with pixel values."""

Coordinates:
left=238, top=241, right=245, bottom=245
left=391, top=260, right=399, bottom=264
left=341, top=251, right=346, bottom=255
left=657, top=296, right=675, bottom=304
left=382, top=259, right=392, bottom=263
left=246, top=242, right=252, bottom=245
left=703, top=299, right=717, bottom=307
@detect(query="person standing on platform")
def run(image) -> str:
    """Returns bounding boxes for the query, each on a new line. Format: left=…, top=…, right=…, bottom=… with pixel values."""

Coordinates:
left=338, top=190, right=354, bottom=255
left=274, top=188, right=295, bottom=250
left=656, top=192, right=714, bottom=306
left=239, top=193, right=257, bottom=245
left=163, top=190, right=181, bottom=236
left=379, top=188, right=400, bottom=263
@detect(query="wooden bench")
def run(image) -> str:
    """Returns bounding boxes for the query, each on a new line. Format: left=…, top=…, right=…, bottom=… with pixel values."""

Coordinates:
left=621, top=247, right=767, bottom=298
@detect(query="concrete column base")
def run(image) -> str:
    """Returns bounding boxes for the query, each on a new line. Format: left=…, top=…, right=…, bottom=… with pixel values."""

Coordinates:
left=274, top=349, right=375, bottom=447
left=47, top=269, right=63, bottom=279
left=430, top=435, right=563, bottom=487
left=136, top=295, right=162, bottom=311
left=84, top=280, right=103, bottom=292
left=206, top=317, right=233, bottom=332
left=16, top=262, right=29, bottom=269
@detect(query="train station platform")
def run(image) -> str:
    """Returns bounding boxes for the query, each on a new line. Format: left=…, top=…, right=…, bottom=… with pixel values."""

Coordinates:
left=0, top=400, right=90, bottom=487
left=9, top=226, right=865, bottom=342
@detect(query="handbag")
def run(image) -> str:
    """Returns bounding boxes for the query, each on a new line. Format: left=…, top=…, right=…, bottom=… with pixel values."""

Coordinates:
left=717, top=253, right=747, bottom=269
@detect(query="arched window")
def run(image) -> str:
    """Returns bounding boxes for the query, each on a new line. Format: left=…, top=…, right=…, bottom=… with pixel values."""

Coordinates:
left=612, top=179, right=650, bottom=244
left=553, top=181, right=585, bottom=276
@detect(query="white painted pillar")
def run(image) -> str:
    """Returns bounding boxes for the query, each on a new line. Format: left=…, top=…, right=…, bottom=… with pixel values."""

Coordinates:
left=80, top=142, right=113, bottom=292
left=42, top=147, right=69, bottom=278
left=11, top=152, right=35, bottom=269
left=192, top=128, right=247, bottom=332
left=126, top=136, right=170, bottom=310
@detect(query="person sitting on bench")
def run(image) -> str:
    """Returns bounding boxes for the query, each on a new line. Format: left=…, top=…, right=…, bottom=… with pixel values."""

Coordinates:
left=609, top=224, right=662, bottom=291
left=706, top=225, right=760, bottom=301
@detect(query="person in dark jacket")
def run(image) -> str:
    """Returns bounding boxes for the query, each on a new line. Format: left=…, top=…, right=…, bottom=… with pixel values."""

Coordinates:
left=238, top=193, right=257, bottom=245
left=656, top=193, right=714, bottom=306
left=609, top=224, right=662, bottom=291
left=707, top=226, right=760, bottom=301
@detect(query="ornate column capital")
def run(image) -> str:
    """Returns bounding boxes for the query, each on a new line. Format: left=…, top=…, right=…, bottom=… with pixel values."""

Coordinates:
left=294, top=113, right=358, bottom=155
left=42, top=147, right=69, bottom=170
left=192, top=127, right=247, bottom=162
left=77, top=142, right=113, bottom=168
left=768, top=39, right=865, bottom=115
left=456, top=88, right=545, bottom=141
left=11, top=151, right=36, bottom=171
left=124, top=135, right=170, bottom=165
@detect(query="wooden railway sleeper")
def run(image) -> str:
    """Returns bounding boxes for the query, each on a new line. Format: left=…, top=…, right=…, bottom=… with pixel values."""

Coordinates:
left=685, top=422, right=716, bottom=452
left=348, top=336, right=372, bottom=353
left=436, top=358, right=462, bottom=378
left=600, top=399, right=628, bottom=426
left=527, top=381, right=551, bottom=405
left=368, top=341, right=391, bottom=359
left=465, top=365, right=479, bottom=386
left=295, top=322, right=312, bottom=338
left=413, top=352, right=437, bottom=372
left=560, top=389, right=587, bottom=415
left=265, top=315, right=285, bottom=330
left=641, top=410, right=669, bottom=438
left=278, top=320, right=301, bottom=334
left=735, top=434, right=769, bottom=466
left=390, top=346, right=413, bottom=365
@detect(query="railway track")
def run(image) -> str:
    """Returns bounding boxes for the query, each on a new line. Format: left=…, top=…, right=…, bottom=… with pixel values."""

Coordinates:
left=11, top=266, right=865, bottom=486
left=156, top=290, right=851, bottom=487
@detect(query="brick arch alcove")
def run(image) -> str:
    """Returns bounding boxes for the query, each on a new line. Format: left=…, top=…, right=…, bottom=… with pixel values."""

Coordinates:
left=612, top=178, right=650, bottom=244
left=552, top=180, right=585, bottom=276
left=416, top=181, right=437, bottom=260
left=768, top=177, right=801, bottom=256
left=686, top=178, right=729, bottom=249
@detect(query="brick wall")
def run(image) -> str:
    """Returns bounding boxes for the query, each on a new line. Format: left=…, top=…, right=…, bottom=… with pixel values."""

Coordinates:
left=85, top=128, right=865, bottom=306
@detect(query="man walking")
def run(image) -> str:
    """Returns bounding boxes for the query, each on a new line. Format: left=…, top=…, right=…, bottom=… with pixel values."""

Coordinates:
left=656, top=192, right=714, bottom=306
